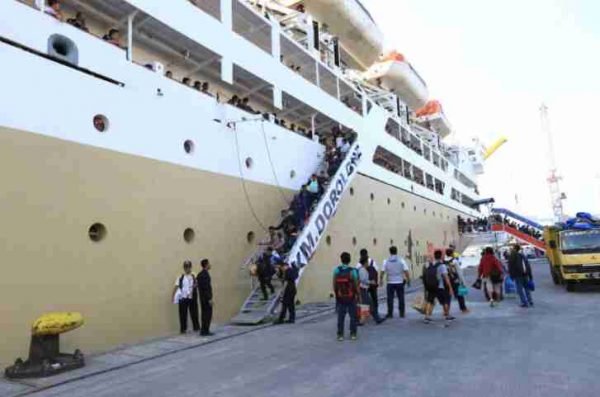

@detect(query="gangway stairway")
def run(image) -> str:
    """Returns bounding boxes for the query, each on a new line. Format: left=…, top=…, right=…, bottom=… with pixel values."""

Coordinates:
left=231, top=142, right=362, bottom=325
left=491, top=208, right=544, bottom=231
left=491, top=223, right=546, bottom=251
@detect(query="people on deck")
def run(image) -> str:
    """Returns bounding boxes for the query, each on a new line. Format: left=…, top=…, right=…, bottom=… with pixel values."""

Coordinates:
left=102, top=28, right=122, bottom=47
left=66, top=12, right=88, bottom=32
left=173, top=261, right=200, bottom=334
left=380, top=246, right=410, bottom=319
left=41, top=0, right=64, bottom=21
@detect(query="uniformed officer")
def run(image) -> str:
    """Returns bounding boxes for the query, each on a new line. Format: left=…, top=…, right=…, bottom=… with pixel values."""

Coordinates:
left=197, top=258, right=214, bottom=336
left=275, top=262, right=298, bottom=324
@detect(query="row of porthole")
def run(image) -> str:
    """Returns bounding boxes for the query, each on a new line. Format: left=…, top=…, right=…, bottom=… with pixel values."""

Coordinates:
left=93, top=115, right=299, bottom=178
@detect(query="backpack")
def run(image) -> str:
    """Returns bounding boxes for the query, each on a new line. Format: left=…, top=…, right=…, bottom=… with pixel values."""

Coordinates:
left=334, top=266, right=356, bottom=303
left=366, top=261, right=378, bottom=288
left=445, top=259, right=459, bottom=283
left=424, top=263, right=441, bottom=290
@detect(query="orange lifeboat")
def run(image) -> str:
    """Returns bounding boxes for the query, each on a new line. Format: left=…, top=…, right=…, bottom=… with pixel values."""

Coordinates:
left=415, top=100, right=452, bottom=137
left=362, top=51, right=429, bottom=110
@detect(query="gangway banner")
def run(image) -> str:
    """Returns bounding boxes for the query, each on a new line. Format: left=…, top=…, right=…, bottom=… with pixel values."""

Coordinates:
left=288, top=142, right=362, bottom=273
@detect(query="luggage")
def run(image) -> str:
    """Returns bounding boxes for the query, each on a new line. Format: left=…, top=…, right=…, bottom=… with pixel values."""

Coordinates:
left=457, top=285, right=469, bottom=297
left=411, top=294, right=427, bottom=314
left=357, top=304, right=371, bottom=324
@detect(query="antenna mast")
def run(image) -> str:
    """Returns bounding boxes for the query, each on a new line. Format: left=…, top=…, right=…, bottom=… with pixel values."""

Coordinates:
left=540, top=104, right=565, bottom=222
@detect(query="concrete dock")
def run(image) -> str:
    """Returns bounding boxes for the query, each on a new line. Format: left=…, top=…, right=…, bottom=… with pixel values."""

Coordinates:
left=3, top=258, right=600, bottom=397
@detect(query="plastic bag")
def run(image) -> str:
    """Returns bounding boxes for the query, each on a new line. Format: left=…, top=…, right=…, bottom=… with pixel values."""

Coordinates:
left=472, top=278, right=482, bottom=290
left=526, top=279, right=535, bottom=291
left=457, top=285, right=469, bottom=297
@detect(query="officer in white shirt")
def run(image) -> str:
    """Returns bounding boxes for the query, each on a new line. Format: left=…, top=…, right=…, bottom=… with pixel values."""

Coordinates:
left=380, top=246, right=410, bottom=318
left=172, top=261, right=200, bottom=334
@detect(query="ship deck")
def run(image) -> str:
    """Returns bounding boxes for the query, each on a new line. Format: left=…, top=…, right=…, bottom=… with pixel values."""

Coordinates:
left=3, top=256, right=600, bottom=397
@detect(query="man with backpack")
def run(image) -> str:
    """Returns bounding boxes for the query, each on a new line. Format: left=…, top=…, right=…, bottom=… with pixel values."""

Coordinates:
left=380, top=246, right=411, bottom=318
left=172, top=260, right=200, bottom=334
left=257, top=247, right=276, bottom=300
left=478, top=247, right=504, bottom=307
left=445, top=248, right=469, bottom=313
left=275, top=262, right=299, bottom=324
left=422, top=250, right=454, bottom=324
left=356, top=249, right=380, bottom=314
left=508, top=244, right=534, bottom=308
left=333, top=252, right=359, bottom=341
left=358, top=257, right=385, bottom=324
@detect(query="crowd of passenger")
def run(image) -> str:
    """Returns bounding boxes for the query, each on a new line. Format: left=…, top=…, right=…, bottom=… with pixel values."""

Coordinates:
left=491, top=214, right=543, bottom=240
left=457, top=216, right=490, bottom=234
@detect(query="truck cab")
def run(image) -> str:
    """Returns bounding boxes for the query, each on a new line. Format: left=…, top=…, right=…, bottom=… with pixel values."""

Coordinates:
left=544, top=226, right=600, bottom=291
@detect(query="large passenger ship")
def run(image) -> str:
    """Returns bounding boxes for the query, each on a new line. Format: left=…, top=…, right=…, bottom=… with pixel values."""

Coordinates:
left=0, top=0, right=487, bottom=364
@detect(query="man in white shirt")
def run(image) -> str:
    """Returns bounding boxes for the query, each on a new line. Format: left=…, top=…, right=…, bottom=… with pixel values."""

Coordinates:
left=172, top=261, right=200, bottom=334
left=380, top=246, right=410, bottom=318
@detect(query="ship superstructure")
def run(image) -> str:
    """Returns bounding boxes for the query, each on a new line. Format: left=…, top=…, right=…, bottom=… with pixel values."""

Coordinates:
left=0, top=0, right=485, bottom=364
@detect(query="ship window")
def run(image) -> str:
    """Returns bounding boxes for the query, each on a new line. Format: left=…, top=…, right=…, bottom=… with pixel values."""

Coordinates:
left=184, top=140, right=195, bottom=154
left=48, top=34, right=78, bottom=65
left=390, top=239, right=394, bottom=245
left=370, top=193, right=375, bottom=201
left=290, top=170, right=296, bottom=179
left=246, top=231, right=255, bottom=244
left=350, top=187, right=354, bottom=196
left=88, top=223, right=107, bottom=242
left=387, top=198, right=391, bottom=205
left=93, top=115, right=108, bottom=132
left=183, top=228, right=195, bottom=243
left=373, top=238, right=378, bottom=246
left=352, top=237, right=357, bottom=246
left=245, top=157, right=254, bottom=169
left=414, top=206, right=417, bottom=212
left=326, top=235, right=332, bottom=246
left=401, top=202, right=405, bottom=209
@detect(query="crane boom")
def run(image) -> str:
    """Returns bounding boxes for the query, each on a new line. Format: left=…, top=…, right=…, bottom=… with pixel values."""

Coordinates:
left=540, top=104, right=565, bottom=222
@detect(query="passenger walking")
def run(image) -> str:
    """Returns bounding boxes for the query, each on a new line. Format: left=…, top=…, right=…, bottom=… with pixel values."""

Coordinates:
left=275, top=262, right=299, bottom=324
left=478, top=247, right=504, bottom=307
left=197, top=259, right=214, bottom=336
left=333, top=252, right=359, bottom=341
left=380, top=246, right=410, bottom=318
left=445, top=248, right=469, bottom=313
left=508, top=245, right=534, bottom=308
left=422, top=250, right=455, bottom=323
left=257, top=248, right=276, bottom=300
left=356, top=249, right=381, bottom=319
left=172, top=261, right=200, bottom=334
left=358, top=257, right=384, bottom=324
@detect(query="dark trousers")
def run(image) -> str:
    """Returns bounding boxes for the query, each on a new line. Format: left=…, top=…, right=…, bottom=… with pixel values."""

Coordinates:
left=178, top=298, right=200, bottom=333
left=360, top=288, right=382, bottom=322
left=451, top=283, right=468, bottom=311
left=369, top=287, right=380, bottom=319
left=278, top=289, right=296, bottom=322
left=386, top=283, right=405, bottom=317
left=514, top=276, right=533, bottom=306
left=259, top=277, right=275, bottom=299
left=337, top=300, right=358, bottom=336
left=199, top=297, right=212, bottom=334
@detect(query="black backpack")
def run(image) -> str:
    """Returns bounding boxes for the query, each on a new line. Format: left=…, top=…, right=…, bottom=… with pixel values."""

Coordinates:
left=424, top=263, right=441, bottom=290
left=366, top=261, right=378, bottom=288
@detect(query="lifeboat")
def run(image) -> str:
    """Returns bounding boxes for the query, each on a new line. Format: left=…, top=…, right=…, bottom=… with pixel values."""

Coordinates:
left=301, top=0, right=384, bottom=68
left=415, top=100, right=452, bottom=138
left=362, top=51, right=429, bottom=110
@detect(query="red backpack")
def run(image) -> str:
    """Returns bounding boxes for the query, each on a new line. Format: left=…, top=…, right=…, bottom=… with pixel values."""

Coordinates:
left=334, top=266, right=356, bottom=303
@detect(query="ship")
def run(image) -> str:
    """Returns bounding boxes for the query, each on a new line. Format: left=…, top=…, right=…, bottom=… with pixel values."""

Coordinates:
left=0, top=0, right=489, bottom=365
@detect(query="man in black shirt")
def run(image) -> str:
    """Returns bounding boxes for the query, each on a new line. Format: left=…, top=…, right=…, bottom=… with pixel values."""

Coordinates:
left=197, top=258, right=214, bottom=336
left=275, top=262, right=298, bottom=324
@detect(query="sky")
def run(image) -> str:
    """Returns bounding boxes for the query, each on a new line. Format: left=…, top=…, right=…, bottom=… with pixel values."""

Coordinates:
left=364, top=0, right=600, bottom=221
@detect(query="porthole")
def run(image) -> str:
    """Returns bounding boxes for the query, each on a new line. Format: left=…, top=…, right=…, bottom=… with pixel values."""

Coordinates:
left=401, top=202, right=405, bottom=209
left=326, top=235, right=332, bottom=245
left=183, top=228, right=195, bottom=243
left=370, top=193, right=375, bottom=201
left=433, top=211, right=436, bottom=217
left=390, top=239, right=394, bottom=245
left=373, top=238, right=378, bottom=246
left=247, top=231, right=255, bottom=244
left=424, top=209, right=427, bottom=215
left=245, top=157, right=254, bottom=169
left=88, top=223, right=107, bottom=242
left=413, top=206, right=417, bottom=212
left=350, top=187, right=354, bottom=196
left=352, top=236, right=357, bottom=246
left=387, top=198, right=391, bottom=205
left=290, top=170, right=296, bottom=179
left=183, top=140, right=194, bottom=154
left=93, top=115, right=108, bottom=132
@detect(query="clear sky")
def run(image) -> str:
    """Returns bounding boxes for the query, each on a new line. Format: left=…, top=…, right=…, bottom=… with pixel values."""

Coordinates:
left=364, top=0, right=600, bottom=220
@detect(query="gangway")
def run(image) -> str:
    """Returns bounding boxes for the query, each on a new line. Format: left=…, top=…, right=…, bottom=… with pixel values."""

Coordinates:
left=491, top=208, right=544, bottom=231
left=232, top=142, right=362, bottom=324
left=491, top=223, right=545, bottom=251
